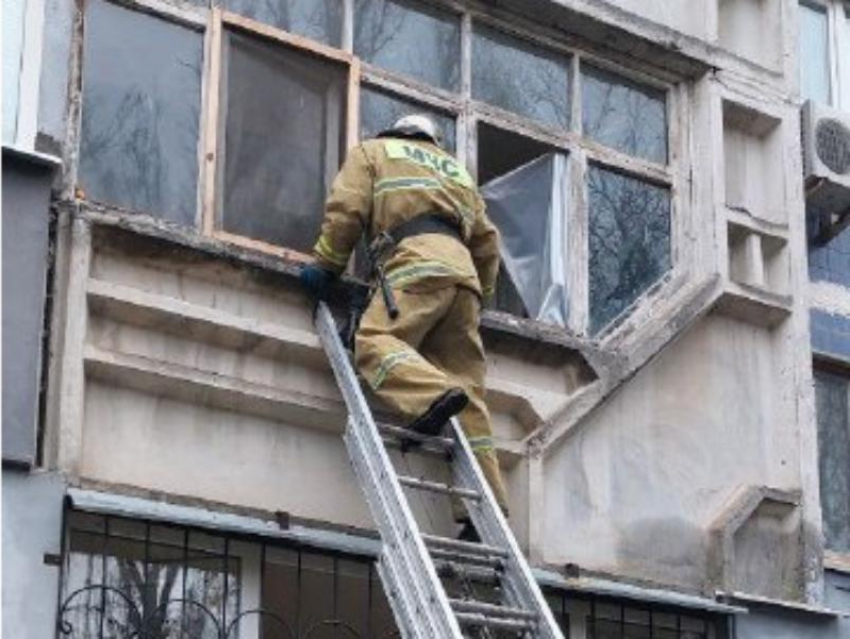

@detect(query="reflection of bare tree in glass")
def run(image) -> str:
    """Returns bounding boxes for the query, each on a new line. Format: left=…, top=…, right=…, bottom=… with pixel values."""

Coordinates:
left=80, top=47, right=201, bottom=225
left=587, top=167, right=670, bottom=331
left=354, top=0, right=459, bottom=90
left=82, top=87, right=167, bottom=211
left=228, top=0, right=342, bottom=44
left=473, top=32, right=569, bottom=129
left=354, top=0, right=405, bottom=62
left=62, top=553, right=237, bottom=638
left=583, top=70, right=666, bottom=162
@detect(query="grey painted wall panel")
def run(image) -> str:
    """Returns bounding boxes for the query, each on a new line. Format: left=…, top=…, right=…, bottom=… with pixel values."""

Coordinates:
left=1, top=470, right=66, bottom=639
left=2, top=154, right=53, bottom=465
left=735, top=609, right=850, bottom=639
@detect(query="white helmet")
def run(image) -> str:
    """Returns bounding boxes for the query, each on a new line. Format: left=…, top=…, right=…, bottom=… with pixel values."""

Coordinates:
left=385, top=114, right=442, bottom=146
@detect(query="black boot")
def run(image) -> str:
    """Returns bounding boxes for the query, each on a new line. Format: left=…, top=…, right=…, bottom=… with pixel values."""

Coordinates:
left=457, top=518, right=481, bottom=542
left=407, top=388, right=469, bottom=437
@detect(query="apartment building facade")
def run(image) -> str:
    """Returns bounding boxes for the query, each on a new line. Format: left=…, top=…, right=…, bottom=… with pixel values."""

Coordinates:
left=2, top=0, right=849, bottom=637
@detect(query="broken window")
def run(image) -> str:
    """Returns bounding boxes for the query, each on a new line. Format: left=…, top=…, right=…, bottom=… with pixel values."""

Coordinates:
left=79, top=0, right=203, bottom=227
left=219, top=30, right=348, bottom=253
left=354, top=0, right=461, bottom=91
left=478, top=123, right=563, bottom=319
left=814, top=369, right=850, bottom=554
left=483, top=153, right=571, bottom=326
left=225, top=0, right=344, bottom=46
left=472, top=25, right=571, bottom=130
left=588, top=165, right=671, bottom=333
left=360, top=86, right=457, bottom=151
left=582, top=64, right=668, bottom=164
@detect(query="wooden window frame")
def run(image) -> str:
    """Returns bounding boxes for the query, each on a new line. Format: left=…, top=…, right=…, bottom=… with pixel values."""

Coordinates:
left=200, top=9, right=361, bottom=264
left=72, top=0, right=688, bottom=338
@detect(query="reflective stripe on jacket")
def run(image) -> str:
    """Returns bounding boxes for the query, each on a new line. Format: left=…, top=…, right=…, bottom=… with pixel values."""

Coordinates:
left=312, top=137, right=500, bottom=298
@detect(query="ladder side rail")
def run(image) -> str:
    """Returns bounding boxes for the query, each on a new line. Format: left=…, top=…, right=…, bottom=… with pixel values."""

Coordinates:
left=450, top=419, right=566, bottom=639
left=344, top=420, right=440, bottom=639
left=315, top=303, right=463, bottom=638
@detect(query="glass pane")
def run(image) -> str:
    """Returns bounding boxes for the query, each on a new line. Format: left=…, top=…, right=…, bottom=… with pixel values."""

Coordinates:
left=2, top=0, right=25, bottom=143
left=582, top=65, right=667, bottom=163
left=814, top=370, right=850, bottom=553
left=354, top=0, right=460, bottom=91
left=472, top=24, right=571, bottom=130
left=79, top=0, right=202, bottom=226
left=359, top=86, right=457, bottom=152
left=799, top=2, right=831, bottom=105
left=224, top=0, right=343, bottom=46
left=261, top=547, right=300, bottom=639
left=590, top=618, right=624, bottom=639
left=588, top=166, right=671, bottom=333
left=808, top=223, right=850, bottom=287
left=297, top=552, right=335, bottom=636
left=220, top=30, right=348, bottom=252
left=842, top=3, right=850, bottom=110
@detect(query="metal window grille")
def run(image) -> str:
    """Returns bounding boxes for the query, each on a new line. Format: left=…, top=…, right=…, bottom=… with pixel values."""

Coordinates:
left=57, top=511, right=399, bottom=639
left=58, top=510, right=722, bottom=639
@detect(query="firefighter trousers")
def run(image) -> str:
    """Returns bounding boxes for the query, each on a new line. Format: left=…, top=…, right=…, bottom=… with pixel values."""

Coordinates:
left=354, top=281, right=509, bottom=520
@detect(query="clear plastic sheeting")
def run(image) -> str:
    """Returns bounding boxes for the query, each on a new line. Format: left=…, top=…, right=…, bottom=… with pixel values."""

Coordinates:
left=481, top=153, right=570, bottom=326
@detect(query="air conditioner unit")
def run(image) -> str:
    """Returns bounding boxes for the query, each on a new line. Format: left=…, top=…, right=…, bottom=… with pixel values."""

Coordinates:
left=802, top=100, right=850, bottom=221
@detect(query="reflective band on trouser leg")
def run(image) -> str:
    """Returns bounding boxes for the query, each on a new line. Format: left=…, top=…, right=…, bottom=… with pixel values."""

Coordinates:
left=371, top=351, right=416, bottom=390
left=355, top=284, right=457, bottom=420
left=415, top=286, right=510, bottom=521
left=450, top=397, right=510, bottom=521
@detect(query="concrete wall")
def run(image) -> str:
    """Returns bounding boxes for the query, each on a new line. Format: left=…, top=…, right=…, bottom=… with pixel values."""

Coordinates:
left=542, top=313, right=802, bottom=593
left=2, top=469, right=66, bottom=639
left=2, top=152, right=54, bottom=466
left=47, top=224, right=591, bottom=543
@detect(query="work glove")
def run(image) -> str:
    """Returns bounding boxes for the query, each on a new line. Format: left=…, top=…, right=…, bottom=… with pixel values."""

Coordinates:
left=299, top=264, right=337, bottom=302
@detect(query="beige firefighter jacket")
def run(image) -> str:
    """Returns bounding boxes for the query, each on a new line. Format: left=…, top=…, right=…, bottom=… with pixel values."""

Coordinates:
left=312, top=137, right=500, bottom=299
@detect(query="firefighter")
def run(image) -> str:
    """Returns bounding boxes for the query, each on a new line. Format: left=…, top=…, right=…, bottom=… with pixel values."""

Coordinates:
left=300, top=114, right=508, bottom=536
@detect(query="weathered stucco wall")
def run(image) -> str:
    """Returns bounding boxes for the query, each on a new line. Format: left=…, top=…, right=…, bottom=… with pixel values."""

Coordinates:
left=52, top=222, right=591, bottom=543
left=542, top=313, right=802, bottom=593
left=606, top=0, right=713, bottom=41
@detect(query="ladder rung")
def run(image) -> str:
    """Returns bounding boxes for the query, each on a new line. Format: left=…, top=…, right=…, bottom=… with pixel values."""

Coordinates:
left=454, top=612, right=537, bottom=632
left=434, top=561, right=502, bottom=585
left=381, top=436, right=451, bottom=458
left=377, top=423, right=454, bottom=448
left=450, top=598, right=538, bottom=621
left=430, top=548, right=505, bottom=570
left=397, top=475, right=481, bottom=501
left=422, top=533, right=509, bottom=558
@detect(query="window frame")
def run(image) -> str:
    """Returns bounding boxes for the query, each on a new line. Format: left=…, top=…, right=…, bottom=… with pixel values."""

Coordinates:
left=799, top=0, right=850, bottom=111
left=812, top=356, right=850, bottom=567
left=70, top=0, right=687, bottom=339
left=202, top=8, right=362, bottom=263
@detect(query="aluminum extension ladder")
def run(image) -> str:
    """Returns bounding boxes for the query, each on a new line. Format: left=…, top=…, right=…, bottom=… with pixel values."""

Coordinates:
left=315, top=301, right=565, bottom=639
